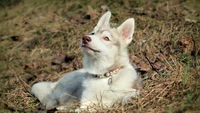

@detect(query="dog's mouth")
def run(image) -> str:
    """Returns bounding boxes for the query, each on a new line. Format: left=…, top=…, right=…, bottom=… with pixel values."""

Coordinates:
left=81, top=45, right=100, bottom=53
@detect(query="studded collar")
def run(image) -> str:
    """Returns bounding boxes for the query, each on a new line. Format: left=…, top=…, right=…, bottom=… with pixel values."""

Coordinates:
left=92, top=66, right=123, bottom=78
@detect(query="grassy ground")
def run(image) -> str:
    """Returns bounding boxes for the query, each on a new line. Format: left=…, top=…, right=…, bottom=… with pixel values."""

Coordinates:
left=0, top=0, right=200, bottom=112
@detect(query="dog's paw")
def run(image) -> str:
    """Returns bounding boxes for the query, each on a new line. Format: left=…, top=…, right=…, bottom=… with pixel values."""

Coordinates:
left=75, top=107, right=96, bottom=113
left=56, top=106, right=70, bottom=111
left=75, top=108, right=81, bottom=113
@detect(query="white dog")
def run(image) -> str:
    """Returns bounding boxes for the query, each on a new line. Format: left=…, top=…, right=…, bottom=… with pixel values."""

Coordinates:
left=31, top=11, right=141, bottom=111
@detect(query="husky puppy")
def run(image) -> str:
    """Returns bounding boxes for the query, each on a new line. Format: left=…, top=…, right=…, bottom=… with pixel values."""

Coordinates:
left=31, top=11, right=140, bottom=111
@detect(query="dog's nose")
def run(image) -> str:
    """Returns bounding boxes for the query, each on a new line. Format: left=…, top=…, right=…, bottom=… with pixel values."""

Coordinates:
left=82, top=36, right=91, bottom=44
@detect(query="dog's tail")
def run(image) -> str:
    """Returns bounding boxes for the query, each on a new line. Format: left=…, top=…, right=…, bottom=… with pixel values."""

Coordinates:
left=31, top=82, right=58, bottom=108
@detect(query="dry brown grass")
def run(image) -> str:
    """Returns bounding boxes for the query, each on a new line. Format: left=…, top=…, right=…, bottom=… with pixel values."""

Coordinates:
left=0, top=0, right=200, bottom=112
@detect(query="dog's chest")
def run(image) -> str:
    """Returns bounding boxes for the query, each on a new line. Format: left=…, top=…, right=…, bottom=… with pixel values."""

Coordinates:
left=82, top=70, right=133, bottom=92
left=83, top=77, right=110, bottom=92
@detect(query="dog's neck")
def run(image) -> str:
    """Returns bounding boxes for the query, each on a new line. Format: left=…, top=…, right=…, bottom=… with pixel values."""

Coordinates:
left=83, top=50, right=130, bottom=74
left=83, top=54, right=113, bottom=74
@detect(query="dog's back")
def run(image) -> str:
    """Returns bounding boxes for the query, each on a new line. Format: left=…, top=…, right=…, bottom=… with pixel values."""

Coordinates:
left=31, top=69, right=87, bottom=108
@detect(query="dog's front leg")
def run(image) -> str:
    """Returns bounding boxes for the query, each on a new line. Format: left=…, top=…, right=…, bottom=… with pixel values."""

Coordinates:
left=75, top=99, right=96, bottom=112
left=120, top=88, right=139, bottom=106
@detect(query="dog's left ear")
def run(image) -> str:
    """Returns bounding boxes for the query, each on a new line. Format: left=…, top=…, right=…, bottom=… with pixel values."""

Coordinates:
left=97, top=11, right=111, bottom=27
left=117, top=18, right=135, bottom=45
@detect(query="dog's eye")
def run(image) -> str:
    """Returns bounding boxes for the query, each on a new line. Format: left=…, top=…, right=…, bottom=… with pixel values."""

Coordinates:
left=103, top=37, right=110, bottom=41
left=90, top=32, right=95, bottom=35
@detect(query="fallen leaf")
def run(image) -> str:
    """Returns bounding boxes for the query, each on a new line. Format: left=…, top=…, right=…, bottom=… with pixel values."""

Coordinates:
left=51, top=54, right=75, bottom=70
left=52, top=54, right=66, bottom=65
left=132, top=56, right=151, bottom=73
left=61, top=63, right=70, bottom=69
left=24, top=61, right=40, bottom=72
left=86, top=5, right=98, bottom=20
left=179, top=35, right=194, bottom=54
left=153, top=62, right=165, bottom=70
left=101, top=5, right=110, bottom=11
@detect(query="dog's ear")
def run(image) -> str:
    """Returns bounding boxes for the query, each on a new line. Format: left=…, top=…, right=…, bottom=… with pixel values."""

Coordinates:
left=117, top=18, right=135, bottom=45
left=97, top=11, right=111, bottom=27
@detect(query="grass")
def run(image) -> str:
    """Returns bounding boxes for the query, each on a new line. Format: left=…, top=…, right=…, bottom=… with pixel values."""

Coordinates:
left=183, top=55, right=190, bottom=84
left=0, top=0, right=200, bottom=112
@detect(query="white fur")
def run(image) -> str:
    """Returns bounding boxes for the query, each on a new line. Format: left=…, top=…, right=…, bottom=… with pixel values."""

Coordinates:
left=31, top=11, right=140, bottom=111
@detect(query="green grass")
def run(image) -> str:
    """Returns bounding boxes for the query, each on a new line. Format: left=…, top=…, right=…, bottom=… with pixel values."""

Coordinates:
left=183, top=55, right=190, bottom=84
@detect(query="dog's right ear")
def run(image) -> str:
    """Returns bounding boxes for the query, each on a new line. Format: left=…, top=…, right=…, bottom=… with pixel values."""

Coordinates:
left=97, top=11, right=111, bottom=27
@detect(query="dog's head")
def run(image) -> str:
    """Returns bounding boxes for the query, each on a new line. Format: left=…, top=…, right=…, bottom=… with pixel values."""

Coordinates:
left=81, top=11, right=135, bottom=56
left=81, top=11, right=135, bottom=73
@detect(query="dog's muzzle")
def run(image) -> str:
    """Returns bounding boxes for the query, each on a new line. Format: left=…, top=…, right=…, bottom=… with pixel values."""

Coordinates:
left=82, top=36, right=91, bottom=44
left=81, top=36, right=100, bottom=53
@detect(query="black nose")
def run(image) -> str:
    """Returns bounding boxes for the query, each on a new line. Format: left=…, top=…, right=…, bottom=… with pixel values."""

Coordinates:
left=82, top=36, right=91, bottom=44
